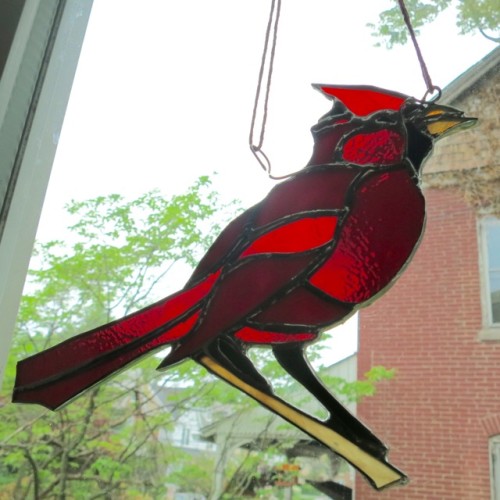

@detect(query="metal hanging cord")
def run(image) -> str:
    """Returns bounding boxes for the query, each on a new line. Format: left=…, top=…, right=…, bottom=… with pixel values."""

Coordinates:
left=397, top=0, right=441, bottom=101
left=249, top=0, right=290, bottom=180
left=249, top=0, right=441, bottom=179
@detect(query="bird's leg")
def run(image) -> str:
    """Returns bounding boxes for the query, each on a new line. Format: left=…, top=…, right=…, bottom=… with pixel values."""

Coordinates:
left=197, top=353, right=406, bottom=490
left=272, top=344, right=388, bottom=460
left=205, top=336, right=272, bottom=394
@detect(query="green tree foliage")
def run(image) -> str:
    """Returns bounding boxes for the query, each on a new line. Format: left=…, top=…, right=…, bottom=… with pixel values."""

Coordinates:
left=369, top=0, right=499, bottom=48
left=0, top=176, right=231, bottom=499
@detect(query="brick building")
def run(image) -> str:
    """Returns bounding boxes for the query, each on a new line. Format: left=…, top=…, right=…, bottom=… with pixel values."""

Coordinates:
left=356, top=48, right=500, bottom=498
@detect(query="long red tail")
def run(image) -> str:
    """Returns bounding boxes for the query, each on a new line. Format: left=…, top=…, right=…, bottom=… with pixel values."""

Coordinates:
left=13, top=272, right=219, bottom=410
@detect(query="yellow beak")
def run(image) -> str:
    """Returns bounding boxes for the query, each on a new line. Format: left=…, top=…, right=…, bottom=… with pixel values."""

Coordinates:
left=424, top=104, right=477, bottom=138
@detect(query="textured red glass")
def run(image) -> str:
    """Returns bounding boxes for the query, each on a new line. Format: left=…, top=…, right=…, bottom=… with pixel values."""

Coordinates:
left=342, top=129, right=404, bottom=165
left=14, top=271, right=219, bottom=390
left=315, top=85, right=407, bottom=115
left=307, top=121, right=358, bottom=166
left=254, top=168, right=357, bottom=226
left=15, top=312, right=200, bottom=409
left=309, top=170, right=425, bottom=302
left=163, top=252, right=316, bottom=365
left=253, top=286, right=351, bottom=326
left=241, top=216, right=338, bottom=257
left=235, top=327, right=316, bottom=344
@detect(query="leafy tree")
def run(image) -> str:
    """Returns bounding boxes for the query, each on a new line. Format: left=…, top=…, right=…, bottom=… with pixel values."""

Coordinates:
left=369, top=0, right=500, bottom=48
left=0, top=176, right=232, bottom=499
left=165, top=451, right=216, bottom=497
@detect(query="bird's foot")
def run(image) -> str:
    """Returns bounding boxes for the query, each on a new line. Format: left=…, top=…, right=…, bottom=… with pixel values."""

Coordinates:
left=203, top=338, right=273, bottom=395
left=324, top=416, right=389, bottom=461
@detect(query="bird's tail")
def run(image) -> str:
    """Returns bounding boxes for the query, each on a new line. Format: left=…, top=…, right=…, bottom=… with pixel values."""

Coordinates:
left=12, top=272, right=219, bottom=410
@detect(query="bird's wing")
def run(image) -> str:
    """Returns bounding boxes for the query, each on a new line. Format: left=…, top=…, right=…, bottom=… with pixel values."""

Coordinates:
left=247, top=283, right=353, bottom=332
left=161, top=165, right=365, bottom=366
left=160, top=214, right=339, bottom=367
left=186, top=206, right=258, bottom=286
left=186, top=165, right=361, bottom=287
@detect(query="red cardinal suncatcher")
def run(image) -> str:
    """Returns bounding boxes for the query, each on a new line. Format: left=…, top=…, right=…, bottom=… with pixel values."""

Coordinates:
left=13, top=85, right=475, bottom=490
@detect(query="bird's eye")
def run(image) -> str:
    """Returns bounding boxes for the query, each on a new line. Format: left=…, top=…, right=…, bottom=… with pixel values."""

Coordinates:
left=401, top=100, right=425, bottom=121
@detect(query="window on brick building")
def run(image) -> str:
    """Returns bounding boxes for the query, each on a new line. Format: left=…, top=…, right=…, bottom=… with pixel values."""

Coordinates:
left=479, top=218, right=500, bottom=339
left=490, top=436, right=500, bottom=500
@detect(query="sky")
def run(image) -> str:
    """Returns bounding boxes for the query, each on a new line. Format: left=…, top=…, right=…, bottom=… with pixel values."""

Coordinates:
left=33, top=0, right=496, bottom=365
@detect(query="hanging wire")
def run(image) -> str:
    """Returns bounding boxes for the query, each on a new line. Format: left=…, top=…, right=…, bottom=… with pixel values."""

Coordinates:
left=397, top=0, right=441, bottom=101
left=249, top=0, right=441, bottom=178
left=249, top=0, right=291, bottom=180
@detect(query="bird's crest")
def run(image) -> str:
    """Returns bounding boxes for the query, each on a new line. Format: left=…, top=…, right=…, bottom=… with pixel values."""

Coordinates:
left=313, top=84, right=408, bottom=116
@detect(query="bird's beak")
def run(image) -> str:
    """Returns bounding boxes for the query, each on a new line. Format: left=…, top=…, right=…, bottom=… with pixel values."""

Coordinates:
left=424, top=103, right=477, bottom=139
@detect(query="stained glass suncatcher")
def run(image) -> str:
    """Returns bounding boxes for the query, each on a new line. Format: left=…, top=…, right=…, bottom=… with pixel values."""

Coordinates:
left=13, top=84, right=476, bottom=490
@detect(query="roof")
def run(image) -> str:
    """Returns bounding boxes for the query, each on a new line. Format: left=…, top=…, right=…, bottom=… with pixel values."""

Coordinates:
left=439, top=46, right=500, bottom=104
left=423, top=46, right=499, bottom=177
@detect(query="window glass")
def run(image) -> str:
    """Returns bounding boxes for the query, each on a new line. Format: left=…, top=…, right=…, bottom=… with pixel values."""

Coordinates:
left=485, top=219, right=500, bottom=325
left=492, top=437, right=500, bottom=500
left=2, top=1, right=498, bottom=498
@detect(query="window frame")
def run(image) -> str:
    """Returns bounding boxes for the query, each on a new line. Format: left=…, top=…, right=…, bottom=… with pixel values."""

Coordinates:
left=478, top=216, right=500, bottom=341
left=0, top=0, right=93, bottom=382
left=491, top=435, right=500, bottom=500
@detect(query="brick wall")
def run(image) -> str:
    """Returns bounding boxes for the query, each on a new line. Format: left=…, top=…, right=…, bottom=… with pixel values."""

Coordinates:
left=356, top=187, right=500, bottom=499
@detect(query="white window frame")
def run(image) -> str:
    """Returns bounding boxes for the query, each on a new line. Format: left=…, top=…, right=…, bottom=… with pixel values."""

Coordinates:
left=478, top=217, right=500, bottom=341
left=491, top=435, right=500, bottom=500
left=0, top=0, right=93, bottom=382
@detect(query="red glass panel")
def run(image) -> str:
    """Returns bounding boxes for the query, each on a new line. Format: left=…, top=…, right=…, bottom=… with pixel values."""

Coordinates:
left=253, top=286, right=352, bottom=326
left=241, top=216, right=338, bottom=257
left=235, top=326, right=316, bottom=344
left=14, top=271, right=219, bottom=390
left=314, top=85, right=407, bottom=116
left=308, top=121, right=357, bottom=166
left=342, top=129, right=404, bottom=165
left=189, top=210, right=252, bottom=283
left=309, top=169, right=425, bottom=303
left=254, top=167, right=358, bottom=226
left=162, top=252, right=316, bottom=365
left=15, top=312, right=200, bottom=410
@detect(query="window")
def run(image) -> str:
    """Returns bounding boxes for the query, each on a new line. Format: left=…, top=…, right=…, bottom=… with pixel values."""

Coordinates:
left=479, top=217, right=500, bottom=340
left=486, top=220, right=500, bottom=324
left=0, top=0, right=93, bottom=381
left=491, top=436, right=500, bottom=500
left=181, top=427, right=191, bottom=446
